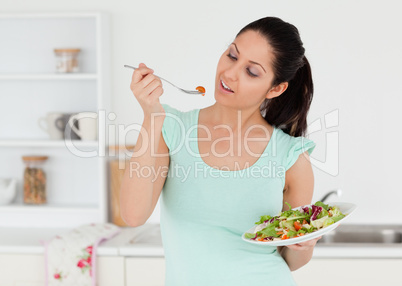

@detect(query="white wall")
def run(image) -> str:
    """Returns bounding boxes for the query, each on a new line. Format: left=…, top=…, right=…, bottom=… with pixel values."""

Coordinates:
left=3, top=0, right=401, bottom=224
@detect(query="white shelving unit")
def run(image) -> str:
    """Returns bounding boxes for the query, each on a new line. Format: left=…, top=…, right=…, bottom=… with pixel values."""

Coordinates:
left=0, top=12, right=111, bottom=228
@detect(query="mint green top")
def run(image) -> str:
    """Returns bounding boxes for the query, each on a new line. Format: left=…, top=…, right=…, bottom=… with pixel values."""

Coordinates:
left=160, top=104, right=316, bottom=286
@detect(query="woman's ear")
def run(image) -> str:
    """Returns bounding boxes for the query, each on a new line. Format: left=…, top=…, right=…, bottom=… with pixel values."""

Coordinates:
left=266, top=82, right=288, bottom=99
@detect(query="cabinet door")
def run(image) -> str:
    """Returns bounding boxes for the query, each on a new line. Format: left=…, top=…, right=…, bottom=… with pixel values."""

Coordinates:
left=98, top=257, right=125, bottom=286
left=292, top=258, right=402, bottom=286
left=0, top=254, right=124, bottom=286
left=125, top=257, right=165, bottom=286
left=0, top=254, right=45, bottom=286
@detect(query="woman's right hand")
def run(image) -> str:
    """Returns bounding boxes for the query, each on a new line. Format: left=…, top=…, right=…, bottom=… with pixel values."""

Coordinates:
left=130, top=63, right=165, bottom=117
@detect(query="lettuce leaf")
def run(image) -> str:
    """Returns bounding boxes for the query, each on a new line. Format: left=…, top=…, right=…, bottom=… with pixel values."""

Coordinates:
left=323, top=217, right=335, bottom=227
left=255, top=215, right=272, bottom=225
left=280, top=220, right=296, bottom=232
left=315, top=201, right=329, bottom=211
left=258, top=221, right=280, bottom=238
left=245, top=233, right=256, bottom=239
left=332, top=214, right=345, bottom=223
left=287, top=230, right=298, bottom=238
left=317, top=208, right=328, bottom=220
left=310, top=216, right=328, bottom=229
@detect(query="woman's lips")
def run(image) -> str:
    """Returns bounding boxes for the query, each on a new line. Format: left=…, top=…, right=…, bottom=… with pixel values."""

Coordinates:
left=220, top=80, right=234, bottom=94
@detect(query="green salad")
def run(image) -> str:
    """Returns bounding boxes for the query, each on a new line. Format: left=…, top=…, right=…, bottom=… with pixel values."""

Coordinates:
left=245, top=201, right=346, bottom=242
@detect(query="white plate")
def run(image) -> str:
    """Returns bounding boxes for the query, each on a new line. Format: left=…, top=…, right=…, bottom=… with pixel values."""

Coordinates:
left=241, top=202, right=357, bottom=247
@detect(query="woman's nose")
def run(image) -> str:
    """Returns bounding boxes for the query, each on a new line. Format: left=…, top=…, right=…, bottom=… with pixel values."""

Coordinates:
left=224, top=64, right=239, bottom=82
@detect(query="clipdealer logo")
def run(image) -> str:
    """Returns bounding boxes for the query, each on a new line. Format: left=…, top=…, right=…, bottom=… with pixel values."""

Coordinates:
left=306, top=109, right=339, bottom=176
left=63, top=108, right=340, bottom=177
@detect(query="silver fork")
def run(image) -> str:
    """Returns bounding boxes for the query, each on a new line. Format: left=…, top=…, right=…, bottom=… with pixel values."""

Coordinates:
left=124, top=65, right=203, bottom=95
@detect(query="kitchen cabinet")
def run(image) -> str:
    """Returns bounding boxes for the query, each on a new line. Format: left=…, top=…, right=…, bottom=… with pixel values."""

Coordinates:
left=125, top=257, right=166, bottom=286
left=125, top=256, right=402, bottom=286
left=3, top=250, right=401, bottom=286
left=0, top=254, right=124, bottom=286
left=0, top=253, right=161, bottom=286
left=0, top=12, right=111, bottom=228
left=292, top=258, right=402, bottom=285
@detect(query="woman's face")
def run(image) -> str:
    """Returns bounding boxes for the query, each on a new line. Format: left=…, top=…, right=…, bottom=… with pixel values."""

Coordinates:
left=215, top=30, right=278, bottom=109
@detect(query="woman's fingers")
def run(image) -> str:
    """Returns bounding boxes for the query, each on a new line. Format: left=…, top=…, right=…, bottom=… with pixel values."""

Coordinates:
left=131, top=63, right=154, bottom=85
left=130, top=64, right=162, bottom=99
left=149, top=85, right=164, bottom=100
left=141, top=77, right=163, bottom=99
left=140, top=73, right=162, bottom=91
left=129, top=63, right=165, bottom=116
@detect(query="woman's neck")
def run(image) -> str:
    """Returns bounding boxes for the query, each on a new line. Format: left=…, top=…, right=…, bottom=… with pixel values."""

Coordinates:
left=206, top=103, right=269, bottom=134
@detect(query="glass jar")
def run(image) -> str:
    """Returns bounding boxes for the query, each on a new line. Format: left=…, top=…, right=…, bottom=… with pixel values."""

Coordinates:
left=54, top=48, right=81, bottom=73
left=22, top=155, right=48, bottom=204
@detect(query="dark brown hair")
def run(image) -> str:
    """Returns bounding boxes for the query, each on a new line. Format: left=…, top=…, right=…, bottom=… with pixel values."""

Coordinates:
left=237, top=17, right=313, bottom=137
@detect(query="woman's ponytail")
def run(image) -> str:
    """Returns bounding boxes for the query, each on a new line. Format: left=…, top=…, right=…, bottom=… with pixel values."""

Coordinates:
left=260, top=56, right=313, bottom=137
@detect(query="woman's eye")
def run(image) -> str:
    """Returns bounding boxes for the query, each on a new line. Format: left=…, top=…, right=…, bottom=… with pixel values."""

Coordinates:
left=247, top=69, right=258, bottom=77
left=226, top=52, right=258, bottom=77
left=227, top=53, right=237, bottom=60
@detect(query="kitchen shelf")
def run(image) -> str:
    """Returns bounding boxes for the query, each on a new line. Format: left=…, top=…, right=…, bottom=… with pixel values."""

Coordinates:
left=0, top=139, right=98, bottom=148
left=0, top=202, right=101, bottom=228
left=0, top=202, right=98, bottom=213
left=0, top=12, right=111, bottom=228
left=0, top=73, right=98, bottom=80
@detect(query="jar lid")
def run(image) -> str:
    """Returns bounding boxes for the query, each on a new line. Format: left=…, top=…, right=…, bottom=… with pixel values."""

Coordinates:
left=54, top=48, right=81, bottom=53
left=22, top=155, right=49, bottom=161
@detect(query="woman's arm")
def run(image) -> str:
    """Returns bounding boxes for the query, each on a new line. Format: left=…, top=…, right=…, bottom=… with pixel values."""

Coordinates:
left=120, top=64, right=170, bottom=227
left=277, top=151, right=320, bottom=271
left=120, top=117, right=170, bottom=227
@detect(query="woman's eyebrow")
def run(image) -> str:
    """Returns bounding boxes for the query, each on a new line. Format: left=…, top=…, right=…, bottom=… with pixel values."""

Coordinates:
left=231, top=43, right=266, bottom=73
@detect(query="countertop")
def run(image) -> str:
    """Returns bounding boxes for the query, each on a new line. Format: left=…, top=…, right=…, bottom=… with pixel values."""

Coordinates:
left=0, top=224, right=164, bottom=257
left=1, top=224, right=402, bottom=258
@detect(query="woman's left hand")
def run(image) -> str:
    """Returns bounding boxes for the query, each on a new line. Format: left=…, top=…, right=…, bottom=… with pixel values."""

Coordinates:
left=285, top=236, right=322, bottom=251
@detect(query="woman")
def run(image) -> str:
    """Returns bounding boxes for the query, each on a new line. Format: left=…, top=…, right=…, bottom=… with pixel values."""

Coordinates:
left=121, top=16, right=319, bottom=285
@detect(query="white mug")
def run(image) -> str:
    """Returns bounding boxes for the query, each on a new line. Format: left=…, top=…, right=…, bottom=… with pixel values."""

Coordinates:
left=68, top=112, right=98, bottom=141
left=38, top=112, right=64, bottom=140
left=55, top=113, right=80, bottom=140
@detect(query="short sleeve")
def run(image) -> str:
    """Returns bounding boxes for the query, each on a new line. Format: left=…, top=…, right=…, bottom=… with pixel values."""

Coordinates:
left=285, top=137, right=316, bottom=170
left=161, top=103, right=182, bottom=152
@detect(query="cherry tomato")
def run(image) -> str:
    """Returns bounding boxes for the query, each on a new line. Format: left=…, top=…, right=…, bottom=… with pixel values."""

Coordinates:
left=294, top=221, right=302, bottom=231
left=195, top=86, right=206, bottom=95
